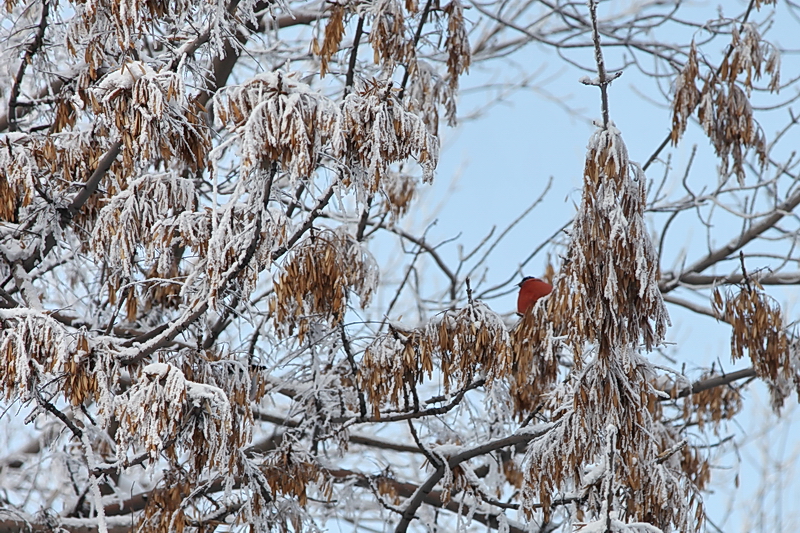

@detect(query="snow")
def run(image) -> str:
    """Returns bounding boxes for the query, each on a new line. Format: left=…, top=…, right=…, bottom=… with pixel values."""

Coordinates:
left=142, top=362, right=172, bottom=379
left=96, top=61, right=158, bottom=101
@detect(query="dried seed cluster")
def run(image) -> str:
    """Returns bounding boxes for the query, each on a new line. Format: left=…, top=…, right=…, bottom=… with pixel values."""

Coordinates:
left=523, top=348, right=702, bottom=532
left=0, top=132, right=107, bottom=224
left=261, top=447, right=331, bottom=506
left=550, top=124, right=669, bottom=360
left=91, top=174, right=195, bottom=283
left=311, top=0, right=470, bottom=130
left=216, top=72, right=342, bottom=180
left=713, top=285, right=799, bottom=409
left=115, top=362, right=235, bottom=473
left=342, top=78, right=438, bottom=194
left=360, top=301, right=512, bottom=416
left=89, top=61, right=209, bottom=171
left=672, top=25, right=780, bottom=183
left=682, top=369, right=743, bottom=431
left=315, top=4, right=346, bottom=78
left=140, top=477, right=191, bottom=533
left=444, top=0, right=471, bottom=94
left=368, top=0, right=414, bottom=69
left=0, top=310, right=110, bottom=407
left=270, top=229, right=379, bottom=343
left=405, top=61, right=456, bottom=132
left=512, top=121, right=702, bottom=532
left=216, top=73, right=438, bottom=202
left=382, top=171, right=417, bottom=220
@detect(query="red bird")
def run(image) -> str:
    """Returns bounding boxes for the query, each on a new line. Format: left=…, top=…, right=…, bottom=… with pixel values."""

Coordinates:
left=516, top=276, right=553, bottom=315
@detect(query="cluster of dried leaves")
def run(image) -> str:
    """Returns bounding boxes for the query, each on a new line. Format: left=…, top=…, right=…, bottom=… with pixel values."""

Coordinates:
left=672, top=23, right=780, bottom=183
left=361, top=299, right=512, bottom=415
left=270, top=228, right=378, bottom=343
left=0, top=311, right=114, bottom=407
left=714, top=282, right=799, bottom=409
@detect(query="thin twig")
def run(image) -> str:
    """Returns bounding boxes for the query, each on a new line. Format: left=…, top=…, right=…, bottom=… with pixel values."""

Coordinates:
left=399, top=0, right=434, bottom=100
left=35, top=391, right=82, bottom=440
left=7, top=0, right=50, bottom=132
left=586, top=0, right=618, bottom=129
left=344, top=16, right=365, bottom=96
left=340, top=324, right=367, bottom=419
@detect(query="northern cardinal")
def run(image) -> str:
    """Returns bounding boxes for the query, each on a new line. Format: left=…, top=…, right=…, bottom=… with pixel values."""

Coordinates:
left=516, top=276, right=553, bottom=315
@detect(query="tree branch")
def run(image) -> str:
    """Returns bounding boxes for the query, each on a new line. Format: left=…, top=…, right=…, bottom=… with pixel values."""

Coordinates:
left=7, top=0, right=49, bottom=132
left=394, top=423, right=555, bottom=533
left=662, top=186, right=800, bottom=292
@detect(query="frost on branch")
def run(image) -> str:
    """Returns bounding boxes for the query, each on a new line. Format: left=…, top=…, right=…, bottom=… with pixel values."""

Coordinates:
left=115, top=362, right=235, bottom=473
left=522, top=347, right=703, bottom=532
left=360, top=300, right=510, bottom=416
left=270, top=228, right=378, bottom=343
left=89, top=61, right=209, bottom=170
left=549, top=123, right=668, bottom=360
left=0, top=309, right=114, bottom=408
left=215, top=71, right=344, bottom=181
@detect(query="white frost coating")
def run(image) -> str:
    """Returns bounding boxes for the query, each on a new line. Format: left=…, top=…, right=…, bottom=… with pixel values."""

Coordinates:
left=60, top=516, right=137, bottom=530
left=0, top=308, right=85, bottom=401
left=341, top=82, right=439, bottom=202
left=579, top=518, right=665, bottom=533
left=79, top=418, right=109, bottom=533
left=91, top=173, right=196, bottom=278
left=185, top=381, right=231, bottom=410
left=142, top=362, right=172, bottom=379
left=607, top=206, right=628, bottom=244
left=13, top=264, right=43, bottom=311
left=587, top=121, right=625, bottom=171
left=432, top=444, right=463, bottom=458
left=698, top=90, right=715, bottom=135
left=1, top=132, right=27, bottom=144
left=603, top=264, right=618, bottom=303
left=515, top=421, right=556, bottom=436
left=116, top=363, right=233, bottom=465
left=95, top=61, right=158, bottom=101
